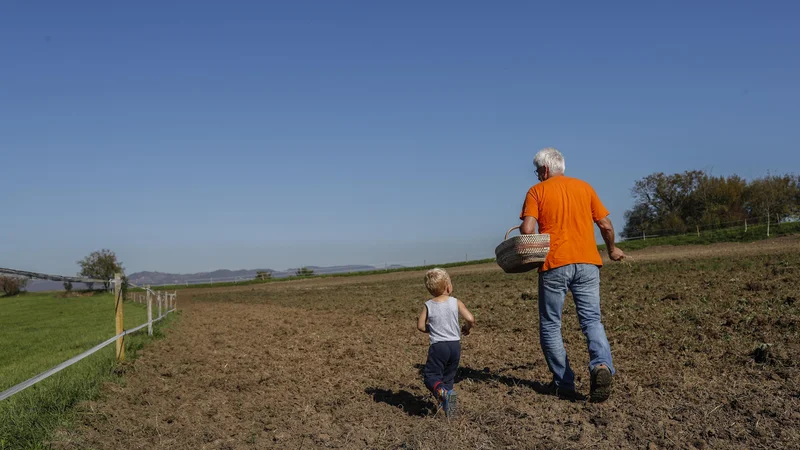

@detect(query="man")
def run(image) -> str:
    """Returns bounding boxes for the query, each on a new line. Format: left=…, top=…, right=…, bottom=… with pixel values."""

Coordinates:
left=520, top=147, right=625, bottom=402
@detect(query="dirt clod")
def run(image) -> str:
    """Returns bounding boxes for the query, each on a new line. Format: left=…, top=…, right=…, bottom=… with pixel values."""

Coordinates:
left=745, top=281, right=764, bottom=291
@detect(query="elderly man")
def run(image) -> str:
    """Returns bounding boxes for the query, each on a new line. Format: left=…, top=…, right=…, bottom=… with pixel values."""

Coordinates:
left=520, top=147, right=625, bottom=402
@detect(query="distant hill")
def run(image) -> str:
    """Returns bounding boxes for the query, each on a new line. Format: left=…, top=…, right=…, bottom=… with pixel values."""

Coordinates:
left=125, top=264, right=405, bottom=287
left=127, top=264, right=404, bottom=286
left=23, top=264, right=406, bottom=292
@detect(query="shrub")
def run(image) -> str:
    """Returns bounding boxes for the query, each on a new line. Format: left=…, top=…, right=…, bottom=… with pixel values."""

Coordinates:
left=0, top=276, right=28, bottom=296
left=255, top=271, right=272, bottom=280
left=296, top=267, right=314, bottom=277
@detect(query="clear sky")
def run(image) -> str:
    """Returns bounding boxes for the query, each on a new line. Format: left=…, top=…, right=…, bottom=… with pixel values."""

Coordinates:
left=2, top=2, right=799, bottom=275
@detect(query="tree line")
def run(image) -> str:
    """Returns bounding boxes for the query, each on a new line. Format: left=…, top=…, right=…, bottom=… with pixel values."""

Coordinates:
left=622, top=171, right=800, bottom=238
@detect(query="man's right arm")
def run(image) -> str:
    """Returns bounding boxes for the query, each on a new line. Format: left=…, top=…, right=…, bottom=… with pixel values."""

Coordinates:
left=595, top=216, right=625, bottom=261
left=520, top=216, right=538, bottom=234
left=519, top=188, right=538, bottom=234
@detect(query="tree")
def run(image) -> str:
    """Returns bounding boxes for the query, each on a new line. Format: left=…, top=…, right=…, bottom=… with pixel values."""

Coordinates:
left=745, top=174, right=799, bottom=236
left=63, top=281, right=73, bottom=293
left=794, top=175, right=800, bottom=218
left=295, top=267, right=314, bottom=277
left=698, top=174, right=748, bottom=226
left=621, top=203, right=655, bottom=239
left=77, top=249, right=124, bottom=290
left=255, top=271, right=272, bottom=280
left=624, top=171, right=707, bottom=237
left=0, top=276, right=28, bottom=296
left=623, top=170, right=796, bottom=238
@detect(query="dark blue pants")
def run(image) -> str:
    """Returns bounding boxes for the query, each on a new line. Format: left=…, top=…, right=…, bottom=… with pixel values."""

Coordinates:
left=423, top=341, right=461, bottom=393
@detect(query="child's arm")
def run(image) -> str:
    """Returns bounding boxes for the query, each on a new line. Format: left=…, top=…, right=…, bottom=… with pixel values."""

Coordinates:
left=417, top=306, right=429, bottom=333
left=457, top=299, right=476, bottom=335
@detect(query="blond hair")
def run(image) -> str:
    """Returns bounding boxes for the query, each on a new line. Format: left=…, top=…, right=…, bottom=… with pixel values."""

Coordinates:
left=424, top=268, right=451, bottom=296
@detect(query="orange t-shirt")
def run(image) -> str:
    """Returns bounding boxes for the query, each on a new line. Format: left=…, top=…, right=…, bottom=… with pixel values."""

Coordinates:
left=519, top=175, right=609, bottom=271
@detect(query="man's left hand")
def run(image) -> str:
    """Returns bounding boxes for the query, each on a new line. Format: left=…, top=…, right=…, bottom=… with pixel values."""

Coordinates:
left=608, top=247, right=626, bottom=261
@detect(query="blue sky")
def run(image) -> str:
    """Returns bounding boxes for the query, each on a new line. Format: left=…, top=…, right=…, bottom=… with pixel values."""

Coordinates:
left=2, top=2, right=799, bottom=275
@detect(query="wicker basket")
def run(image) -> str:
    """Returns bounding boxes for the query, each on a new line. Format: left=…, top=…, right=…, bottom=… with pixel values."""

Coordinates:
left=494, top=226, right=550, bottom=273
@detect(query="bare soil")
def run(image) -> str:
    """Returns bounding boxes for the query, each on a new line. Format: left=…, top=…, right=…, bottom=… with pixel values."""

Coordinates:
left=55, top=237, right=800, bottom=449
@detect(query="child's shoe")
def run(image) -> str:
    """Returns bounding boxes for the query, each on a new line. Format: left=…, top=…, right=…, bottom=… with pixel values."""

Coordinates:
left=439, top=389, right=457, bottom=418
left=436, top=386, right=447, bottom=406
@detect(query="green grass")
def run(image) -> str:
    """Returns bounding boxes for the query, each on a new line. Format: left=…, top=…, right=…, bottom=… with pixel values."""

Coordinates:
left=133, top=257, right=498, bottom=292
left=0, top=292, right=177, bottom=449
left=611, top=221, right=800, bottom=251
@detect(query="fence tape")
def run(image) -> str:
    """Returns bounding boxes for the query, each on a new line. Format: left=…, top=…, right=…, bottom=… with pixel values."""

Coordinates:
left=0, top=309, right=175, bottom=402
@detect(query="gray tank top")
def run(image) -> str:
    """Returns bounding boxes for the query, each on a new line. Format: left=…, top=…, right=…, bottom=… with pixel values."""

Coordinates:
left=425, top=297, right=460, bottom=344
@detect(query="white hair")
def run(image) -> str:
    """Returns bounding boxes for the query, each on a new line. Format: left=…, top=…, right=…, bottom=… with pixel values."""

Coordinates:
left=533, top=147, right=565, bottom=175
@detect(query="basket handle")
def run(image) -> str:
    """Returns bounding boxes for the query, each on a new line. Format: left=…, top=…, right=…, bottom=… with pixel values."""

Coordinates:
left=505, top=226, right=522, bottom=240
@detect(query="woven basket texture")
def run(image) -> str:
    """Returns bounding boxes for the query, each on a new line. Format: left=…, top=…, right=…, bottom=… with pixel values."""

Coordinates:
left=494, top=226, right=550, bottom=273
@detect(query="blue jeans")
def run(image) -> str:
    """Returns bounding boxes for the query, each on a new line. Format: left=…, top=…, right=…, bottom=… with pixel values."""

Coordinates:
left=538, top=264, right=614, bottom=391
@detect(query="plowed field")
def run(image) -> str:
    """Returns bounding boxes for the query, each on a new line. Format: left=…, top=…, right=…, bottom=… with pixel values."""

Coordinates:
left=55, top=237, right=800, bottom=449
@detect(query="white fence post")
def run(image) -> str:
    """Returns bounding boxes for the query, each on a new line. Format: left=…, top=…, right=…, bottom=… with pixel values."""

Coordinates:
left=158, top=291, right=162, bottom=318
left=147, top=285, right=153, bottom=336
left=767, top=213, right=771, bottom=237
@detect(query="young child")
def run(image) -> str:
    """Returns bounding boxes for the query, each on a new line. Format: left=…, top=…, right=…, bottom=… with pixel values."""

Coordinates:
left=417, top=268, right=475, bottom=417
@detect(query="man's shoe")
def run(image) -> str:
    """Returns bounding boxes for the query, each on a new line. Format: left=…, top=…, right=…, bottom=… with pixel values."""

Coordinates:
left=546, top=382, right=580, bottom=401
left=590, top=365, right=613, bottom=403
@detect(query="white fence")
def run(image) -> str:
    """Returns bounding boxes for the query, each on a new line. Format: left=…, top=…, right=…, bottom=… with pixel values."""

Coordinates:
left=621, top=216, right=796, bottom=242
left=0, top=272, right=177, bottom=402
